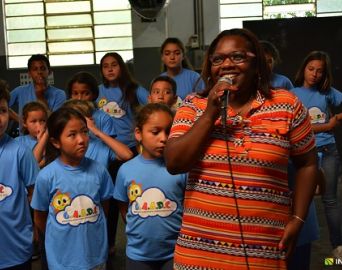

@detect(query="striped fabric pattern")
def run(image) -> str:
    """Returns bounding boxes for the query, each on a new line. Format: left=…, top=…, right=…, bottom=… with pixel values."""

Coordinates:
left=169, top=89, right=315, bottom=270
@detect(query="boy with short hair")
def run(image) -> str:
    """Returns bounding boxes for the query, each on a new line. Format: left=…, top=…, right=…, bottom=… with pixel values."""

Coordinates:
left=148, top=75, right=182, bottom=112
left=9, top=54, right=66, bottom=123
left=0, top=79, right=40, bottom=269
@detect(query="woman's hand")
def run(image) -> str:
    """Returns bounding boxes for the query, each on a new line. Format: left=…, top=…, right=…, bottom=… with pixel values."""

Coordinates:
left=206, top=79, right=237, bottom=118
left=278, top=217, right=304, bottom=263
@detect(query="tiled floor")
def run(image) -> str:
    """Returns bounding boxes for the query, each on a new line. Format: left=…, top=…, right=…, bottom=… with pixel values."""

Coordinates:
left=33, top=194, right=342, bottom=270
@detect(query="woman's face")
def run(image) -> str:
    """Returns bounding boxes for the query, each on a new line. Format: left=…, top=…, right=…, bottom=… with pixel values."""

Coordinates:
left=210, top=35, right=256, bottom=92
left=304, top=59, right=324, bottom=88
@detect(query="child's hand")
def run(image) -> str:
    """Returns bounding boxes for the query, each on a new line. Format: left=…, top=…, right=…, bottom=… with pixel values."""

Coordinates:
left=328, top=115, right=339, bottom=129
left=85, top=117, right=100, bottom=137
left=37, top=127, right=48, bottom=142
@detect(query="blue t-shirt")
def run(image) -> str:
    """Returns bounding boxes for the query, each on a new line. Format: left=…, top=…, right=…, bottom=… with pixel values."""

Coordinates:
left=14, top=134, right=37, bottom=150
left=0, top=134, right=39, bottom=268
left=291, top=86, right=342, bottom=147
left=31, top=157, right=114, bottom=270
left=271, top=73, right=293, bottom=90
left=86, top=135, right=116, bottom=168
left=161, top=68, right=205, bottom=100
left=114, top=155, right=187, bottom=261
left=10, top=83, right=66, bottom=117
left=96, top=84, right=148, bottom=148
left=92, top=108, right=117, bottom=137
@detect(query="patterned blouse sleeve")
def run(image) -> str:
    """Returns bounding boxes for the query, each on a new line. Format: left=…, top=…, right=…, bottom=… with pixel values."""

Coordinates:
left=169, top=95, right=198, bottom=139
left=289, top=95, right=316, bottom=156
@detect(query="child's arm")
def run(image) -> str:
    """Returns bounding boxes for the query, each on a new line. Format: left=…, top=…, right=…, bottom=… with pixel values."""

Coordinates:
left=27, top=185, right=34, bottom=204
left=9, top=108, right=20, bottom=123
left=101, top=199, right=110, bottom=218
left=34, top=210, right=48, bottom=240
left=33, top=128, right=49, bottom=167
left=86, top=117, right=133, bottom=161
left=117, top=201, right=128, bottom=224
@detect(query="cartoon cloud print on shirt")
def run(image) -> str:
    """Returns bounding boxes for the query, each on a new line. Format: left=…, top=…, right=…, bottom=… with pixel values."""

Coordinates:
left=55, top=194, right=100, bottom=226
left=131, top=187, right=177, bottom=218
left=309, top=107, right=326, bottom=124
left=101, top=101, right=126, bottom=118
left=0, top=183, right=13, bottom=202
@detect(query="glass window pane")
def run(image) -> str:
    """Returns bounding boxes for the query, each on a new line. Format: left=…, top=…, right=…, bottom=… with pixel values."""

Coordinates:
left=264, top=3, right=314, bottom=13
left=93, top=0, right=130, bottom=11
left=220, top=3, right=263, bottom=17
left=317, top=12, right=342, bottom=17
left=48, top=41, right=94, bottom=53
left=46, top=1, right=90, bottom=14
left=8, top=56, right=34, bottom=69
left=96, top=50, right=133, bottom=64
left=46, top=14, right=92, bottom=27
left=6, top=16, right=44, bottom=30
left=5, top=3, right=44, bottom=16
left=49, top=53, right=94, bottom=66
left=95, top=37, right=133, bottom=51
left=95, top=24, right=132, bottom=38
left=7, top=29, right=45, bottom=42
left=5, top=0, right=41, bottom=3
left=48, top=28, right=93, bottom=40
left=317, top=0, right=342, bottom=13
left=94, top=10, right=131, bottom=24
left=8, top=42, right=46, bottom=55
left=220, top=17, right=262, bottom=30
left=221, top=0, right=261, bottom=3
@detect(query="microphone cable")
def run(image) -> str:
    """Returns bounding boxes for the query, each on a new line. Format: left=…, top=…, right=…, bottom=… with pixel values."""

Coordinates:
left=221, top=98, right=250, bottom=270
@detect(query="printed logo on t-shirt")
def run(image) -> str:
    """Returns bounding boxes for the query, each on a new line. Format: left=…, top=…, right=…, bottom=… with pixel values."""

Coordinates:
left=51, top=190, right=100, bottom=226
left=98, top=98, right=126, bottom=118
left=309, top=107, right=326, bottom=124
left=128, top=181, right=177, bottom=218
left=0, top=183, right=13, bottom=202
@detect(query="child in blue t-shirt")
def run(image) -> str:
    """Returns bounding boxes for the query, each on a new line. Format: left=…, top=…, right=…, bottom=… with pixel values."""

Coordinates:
left=160, top=37, right=205, bottom=100
left=148, top=75, right=182, bottom=113
left=114, top=103, right=187, bottom=270
left=15, top=101, right=49, bottom=167
left=291, top=51, right=342, bottom=264
left=9, top=54, right=66, bottom=125
left=31, top=107, right=114, bottom=270
left=67, top=71, right=117, bottom=138
left=62, top=99, right=133, bottom=166
left=96, top=52, right=149, bottom=150
left=0, top=80, right=40, bottom=269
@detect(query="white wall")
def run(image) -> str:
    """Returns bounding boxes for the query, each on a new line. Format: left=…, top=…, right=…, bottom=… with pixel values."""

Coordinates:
left=132, top=0, right=220, bottom=48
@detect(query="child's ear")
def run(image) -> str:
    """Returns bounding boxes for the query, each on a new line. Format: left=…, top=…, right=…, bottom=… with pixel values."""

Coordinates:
left=147, top=95, right=152, bottom=103
left=134, top=127, right=142, bottom=142
left=50, top=137, right=61, bottom=149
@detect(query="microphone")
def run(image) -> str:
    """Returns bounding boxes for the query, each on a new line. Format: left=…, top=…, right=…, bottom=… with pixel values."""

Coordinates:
left=218, top=75, right=234, bottom=126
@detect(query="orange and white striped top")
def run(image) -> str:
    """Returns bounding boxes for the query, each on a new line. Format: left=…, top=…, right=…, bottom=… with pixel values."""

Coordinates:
left=169, top=89, right=315, bottom=270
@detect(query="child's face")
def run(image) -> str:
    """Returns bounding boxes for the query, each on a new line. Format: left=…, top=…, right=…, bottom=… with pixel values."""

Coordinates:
left=265, top=53, right=275, bottom=71
left=52, top=117, right=89, bottom=166
left=28, top=60, right=50, bottom=85
left=71, top=82, right=95, bottom=101
left=304, top=59, right=324, bottom=88
left=148, top=81, right=176, bottom=107
left=101, top=56, right=121, bottom=83
left=135, top=111, right=172, bottom=159
left=161, top=43, right=183, bottom=70
left=0, top=98, right=9, bottom=138
left=23, top=110, right=47, bottom=138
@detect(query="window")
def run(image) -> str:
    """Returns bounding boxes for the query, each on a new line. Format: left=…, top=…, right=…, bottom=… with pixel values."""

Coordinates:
left=220, top=0, right=342, bottom=30
left=4, top=0, right=133, bottom=68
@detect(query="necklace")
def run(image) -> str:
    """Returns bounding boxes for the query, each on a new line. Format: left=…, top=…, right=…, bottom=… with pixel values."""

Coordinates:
left=231, top=96, right=254, bottom=117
